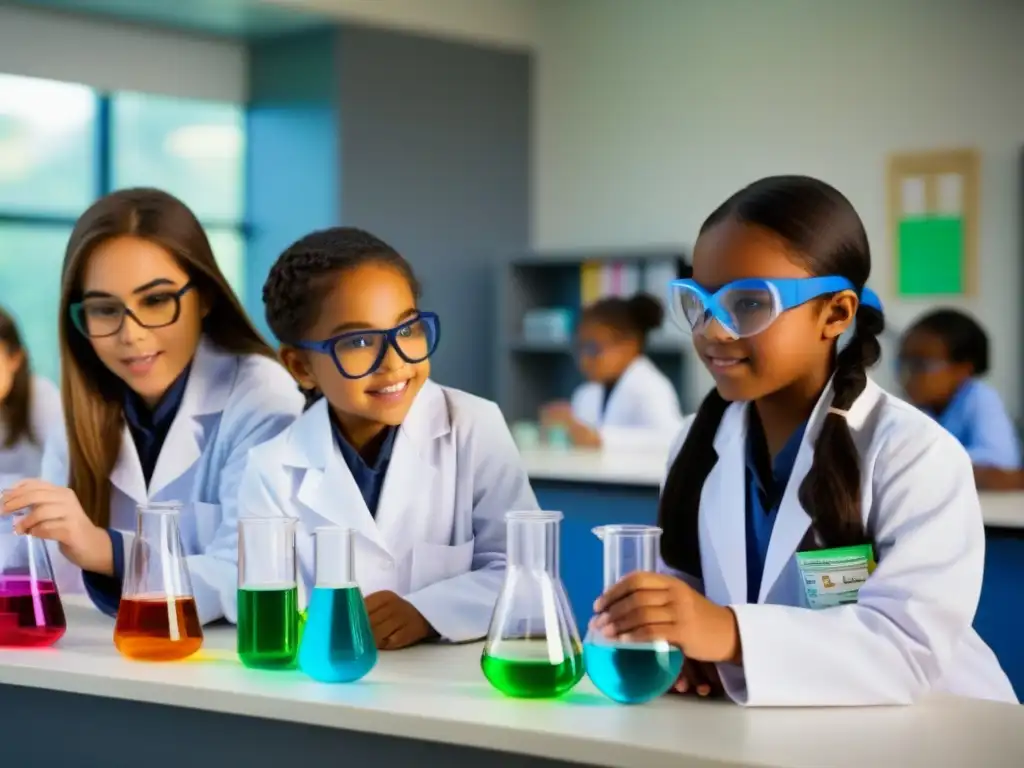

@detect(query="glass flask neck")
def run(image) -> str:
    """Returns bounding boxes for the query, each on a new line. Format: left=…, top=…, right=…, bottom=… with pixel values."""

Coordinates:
left=594, top=524, right=662, bottom=590
left=136, top=503, right=183, bottom=538
left=506, top=511, right=561, bottom=575
left=314, top=527, right=355, bottom=588
left=238, top=517, right=297, bottom=589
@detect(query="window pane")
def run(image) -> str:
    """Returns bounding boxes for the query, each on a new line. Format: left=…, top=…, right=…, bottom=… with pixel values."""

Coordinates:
left=206, top=228, right=246, bottom=304
left=111, top=93, right=245, bottom=223
left=0, top=74, right=97, bottom=216
left=0, top=225, right=70, bottom=384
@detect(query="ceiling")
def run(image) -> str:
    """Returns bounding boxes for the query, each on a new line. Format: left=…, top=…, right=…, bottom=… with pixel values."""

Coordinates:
left=0, top=0, right=331, bottom=39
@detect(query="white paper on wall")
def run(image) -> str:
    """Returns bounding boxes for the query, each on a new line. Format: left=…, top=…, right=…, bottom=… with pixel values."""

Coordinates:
left=937, top=173, right=963, bottom=216
left=900, top=176, right=927, bottom=216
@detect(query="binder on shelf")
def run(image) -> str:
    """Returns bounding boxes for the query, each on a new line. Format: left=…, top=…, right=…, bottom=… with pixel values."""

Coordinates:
left=580, top=261, right=603, bottom=305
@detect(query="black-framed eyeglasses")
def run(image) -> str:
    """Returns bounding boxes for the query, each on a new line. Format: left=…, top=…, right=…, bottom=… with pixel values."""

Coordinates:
left=295, top=312, right=441, bottom=380
left=70, top=283, right=195, bottom=339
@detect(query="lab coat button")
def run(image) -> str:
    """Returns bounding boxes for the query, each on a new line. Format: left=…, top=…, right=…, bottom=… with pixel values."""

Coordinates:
left=382, top=560, right=395, bottom=571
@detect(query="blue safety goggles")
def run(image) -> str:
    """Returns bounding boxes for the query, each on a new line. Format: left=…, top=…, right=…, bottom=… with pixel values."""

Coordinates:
left=669, top=276, right=883, bottom=339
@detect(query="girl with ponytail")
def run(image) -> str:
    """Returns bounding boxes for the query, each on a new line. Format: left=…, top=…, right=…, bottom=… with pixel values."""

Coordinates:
left=540, top=292, right=684, bottom=450
left=590, top=176, right=1016, bottom=706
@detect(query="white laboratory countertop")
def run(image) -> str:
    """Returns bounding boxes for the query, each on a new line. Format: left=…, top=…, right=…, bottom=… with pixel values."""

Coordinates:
left=1, top=600, right=1023, bottom=768
left=521, top=447, right=1024, bottom=529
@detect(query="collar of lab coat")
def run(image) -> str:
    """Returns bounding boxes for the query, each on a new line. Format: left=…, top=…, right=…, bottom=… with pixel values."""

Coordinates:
left=281, top=378, right=449, bottom=470
left=281, top=379, right=450, bottom=558
left=707, top=374, right=881, bottom=605
left=111, top=337, right=239, bottom=502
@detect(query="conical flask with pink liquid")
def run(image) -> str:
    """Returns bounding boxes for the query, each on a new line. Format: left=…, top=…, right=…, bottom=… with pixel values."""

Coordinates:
left=0, top=502, right=67, bottom=648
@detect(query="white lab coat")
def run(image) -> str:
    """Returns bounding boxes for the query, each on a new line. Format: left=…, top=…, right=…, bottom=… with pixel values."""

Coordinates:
left=571, top=355, right=683, bottom=451
left=40, top=338, right=305, bottom=625
left=662, top=377, right=1017, bottom=706
left=237, top=379, right=538, bottom=643
left=0, top=375, right=62, bottom=484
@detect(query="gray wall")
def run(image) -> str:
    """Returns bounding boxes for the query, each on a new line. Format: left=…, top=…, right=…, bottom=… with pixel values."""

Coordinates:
left=336, top=27, right=531, bottom=400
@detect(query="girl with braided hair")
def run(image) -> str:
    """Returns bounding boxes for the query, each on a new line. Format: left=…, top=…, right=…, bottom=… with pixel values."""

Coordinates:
left=591, top=176, right=1016, bottom=706
left=238, top=226, right=537, bottom=650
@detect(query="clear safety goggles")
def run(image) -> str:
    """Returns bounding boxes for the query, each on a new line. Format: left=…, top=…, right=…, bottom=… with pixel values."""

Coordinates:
left=668, top=276, right=882, bottom=339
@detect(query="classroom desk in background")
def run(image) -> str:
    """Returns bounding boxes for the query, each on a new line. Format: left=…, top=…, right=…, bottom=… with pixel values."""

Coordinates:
left=1, top=600, right=1022, bottom=768
left=521, top=447, right=1024, bottom=702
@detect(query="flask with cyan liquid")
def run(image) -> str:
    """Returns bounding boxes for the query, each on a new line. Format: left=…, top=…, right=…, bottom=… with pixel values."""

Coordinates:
left=114, top=502, right=203, bottom=661
left=583, top=525, right=683, bottom=704
left=297, top=526, right=376, bottom=683
left=481, top=510, right=583, bottom=698
left=0, top=507, right=66, bottom=648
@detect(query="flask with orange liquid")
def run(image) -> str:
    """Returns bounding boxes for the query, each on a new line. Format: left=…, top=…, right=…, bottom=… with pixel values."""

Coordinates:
left=114, top=502, right=203, bottom=661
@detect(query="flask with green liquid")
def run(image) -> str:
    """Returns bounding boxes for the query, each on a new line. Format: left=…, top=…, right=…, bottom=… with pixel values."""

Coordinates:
left=236, top=517, right=300, bottom=670
left=481, top=510, right=583, bottom=698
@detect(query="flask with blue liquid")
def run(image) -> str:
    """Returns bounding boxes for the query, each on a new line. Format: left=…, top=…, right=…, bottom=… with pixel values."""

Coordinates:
left=297, top=526, right=376, bottom=683
left=584, top=524, right=683, bottom=704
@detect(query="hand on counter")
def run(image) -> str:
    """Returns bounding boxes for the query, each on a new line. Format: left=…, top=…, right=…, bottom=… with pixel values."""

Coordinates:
left=671, top=660, right=724, bottom=698
left=366, top=590, right=439, bottom=650
left=592, top=572, right=742, bottom=666
left=974, top=467, right=1024, bottom=491
left=540, top=401, right=602, bottom=448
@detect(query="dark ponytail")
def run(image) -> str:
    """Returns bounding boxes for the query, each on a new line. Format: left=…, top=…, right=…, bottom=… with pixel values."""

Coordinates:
left=659, top=175, right=881, bottom=577
left=796, top=304, right=883, bottom=550
left=658, top=389, right=730, bottom=576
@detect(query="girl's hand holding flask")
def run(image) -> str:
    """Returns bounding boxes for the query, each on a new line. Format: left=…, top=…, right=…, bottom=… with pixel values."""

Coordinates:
left=592, top=572, right=742, bottom=666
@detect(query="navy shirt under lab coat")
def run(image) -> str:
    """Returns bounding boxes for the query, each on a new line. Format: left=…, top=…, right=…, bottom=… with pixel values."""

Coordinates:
left=745, top=413, right=807, bottom=604
left=933, top=378, right=1022, bottom=470
left=82, top=366, right=191, bottom=614
left=331, top=417, right=398, bottom=517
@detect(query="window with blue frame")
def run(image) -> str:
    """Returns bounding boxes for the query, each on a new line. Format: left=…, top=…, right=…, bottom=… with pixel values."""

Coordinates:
left=0, top=74, right=247, bottom=385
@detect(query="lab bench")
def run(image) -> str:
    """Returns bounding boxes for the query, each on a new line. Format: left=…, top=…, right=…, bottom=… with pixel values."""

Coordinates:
left=1, top=601, right=1022, bottom=768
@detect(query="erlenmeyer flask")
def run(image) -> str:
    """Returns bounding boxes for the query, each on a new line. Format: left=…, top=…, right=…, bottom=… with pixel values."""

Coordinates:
left=481, top=510, right=583, bottom=698
left=113, top=502, right=204, bottom=661
left=237, top=517, right=300, bottom=669
left=0, top=509, right=66, bottom=647
left=297, top=526, right=376, bottom=683
left=583, top=524, right=683, bottom=704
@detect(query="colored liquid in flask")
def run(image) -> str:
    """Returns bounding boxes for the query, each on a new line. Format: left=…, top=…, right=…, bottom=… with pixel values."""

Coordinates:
left=481, top=640, right=584, bottom=698
left=237, top=584, right=299, bottom=669
left=114, top=595, right=203, bottom=661
left=298, top=585, right=376, bottom=683
left=0, top=577, right=66, bottom=648
left=584, top=640, right=683, bottom=704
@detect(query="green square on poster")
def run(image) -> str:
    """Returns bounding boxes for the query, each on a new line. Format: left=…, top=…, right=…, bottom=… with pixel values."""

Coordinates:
left=897, top=216, right=964, bottom=296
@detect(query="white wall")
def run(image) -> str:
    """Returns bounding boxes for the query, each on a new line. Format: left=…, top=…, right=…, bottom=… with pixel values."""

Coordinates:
left=0, top=6, right=248, bottom=101
left=262, top=0, right=537, bottom=49
left=534, top=0, right=1024, bottom=415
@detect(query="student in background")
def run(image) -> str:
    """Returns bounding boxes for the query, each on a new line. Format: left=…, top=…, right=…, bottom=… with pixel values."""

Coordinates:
left=899, top=308, right=1022, bottom=491
left=0, top=188, right=304, bottom=624
left=592, top=175, right=1015, bottom=706
left=540, top=293, right=683, bottom=451
left=238, top=227, right=537, bottom=649
left=0, top=307, right=62, bottom=482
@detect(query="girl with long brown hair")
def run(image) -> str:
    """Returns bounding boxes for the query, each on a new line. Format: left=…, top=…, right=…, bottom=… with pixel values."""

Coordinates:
left=0, top=307, right=62, bottom=481
left=0, top=188, right=304, bottom=626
